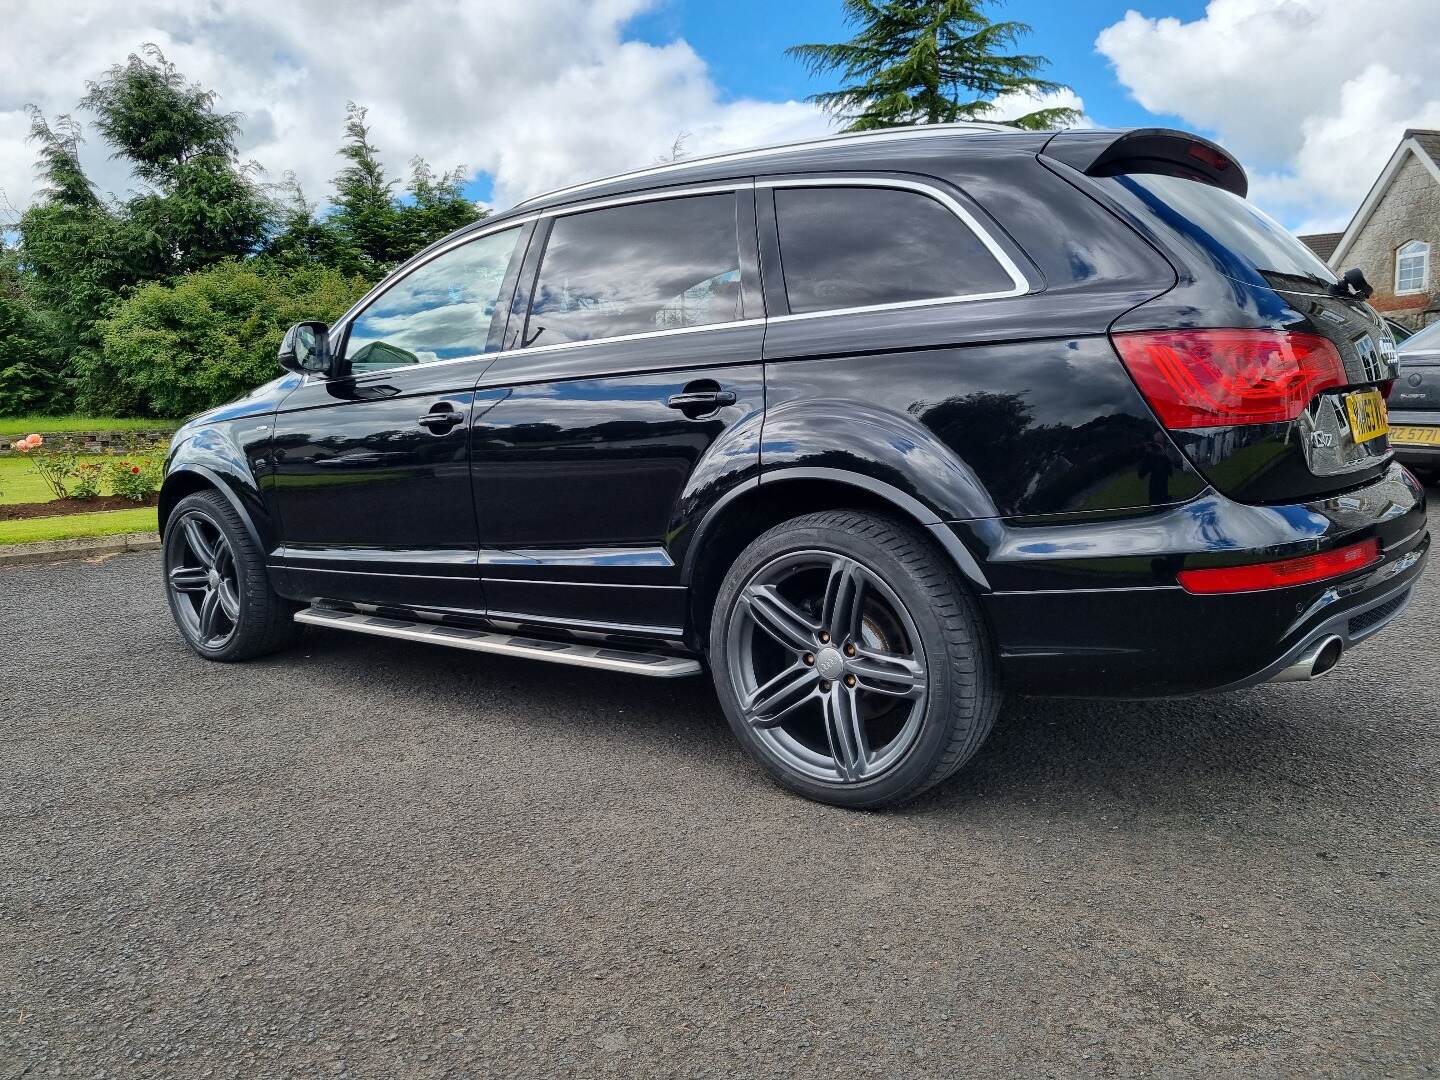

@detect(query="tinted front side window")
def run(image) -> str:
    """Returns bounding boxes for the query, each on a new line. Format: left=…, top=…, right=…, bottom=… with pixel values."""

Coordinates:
left=344, top=226, right=521, bottom=373
left=774, top=186, right=1014, bottom=314
left=526, top=194, right=741, bottom=346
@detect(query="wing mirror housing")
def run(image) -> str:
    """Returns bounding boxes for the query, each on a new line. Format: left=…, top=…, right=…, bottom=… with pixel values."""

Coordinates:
left=278, top=321, right=334, bottom=376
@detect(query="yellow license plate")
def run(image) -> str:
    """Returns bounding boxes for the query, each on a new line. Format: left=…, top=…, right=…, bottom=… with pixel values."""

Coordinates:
left=1344, top=389, right=1389, bottom=444
left=1390, top=424, right=1440, bottom=446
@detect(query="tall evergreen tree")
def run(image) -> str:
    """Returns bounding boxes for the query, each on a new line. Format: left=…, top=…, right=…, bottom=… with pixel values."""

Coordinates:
left=0, top=245, right=65, bottom=415
left=331, top=103, right=405, bottom=271
left=80, top=45, right=270, bottom=276
left=80, top=44, right=241, bottom=184
left=788, top=0, right=1080, bottom=131
left=399, top=157, right=486, bottom=254
left=262, top=173, right=366, bottom=277
left=16, top=109, right=150, bottom=411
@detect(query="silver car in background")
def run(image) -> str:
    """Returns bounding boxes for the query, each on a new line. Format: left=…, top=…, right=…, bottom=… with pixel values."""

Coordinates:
left=1390, top=320, right=1440, bottom=481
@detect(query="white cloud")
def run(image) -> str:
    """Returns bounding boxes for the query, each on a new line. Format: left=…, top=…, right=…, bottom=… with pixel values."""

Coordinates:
left=989, top=87, right=1092, bottom=129
left=1096, top=0, right=1440, bottom=231
left=0, top=0, right=833, bottom=217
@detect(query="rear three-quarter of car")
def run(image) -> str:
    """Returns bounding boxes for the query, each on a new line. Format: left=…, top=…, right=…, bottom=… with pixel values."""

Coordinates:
left=159, top=123, right=1428, bottom=808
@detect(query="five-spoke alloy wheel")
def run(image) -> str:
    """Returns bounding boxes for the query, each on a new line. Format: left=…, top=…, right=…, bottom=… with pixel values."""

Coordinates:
left=728, top=550, right=928, bottom=783
left=162, top=490, right=300, bottom=661
left=711, top=510, right=999, bottom=808
left=168, top=513, right=241, bottom=650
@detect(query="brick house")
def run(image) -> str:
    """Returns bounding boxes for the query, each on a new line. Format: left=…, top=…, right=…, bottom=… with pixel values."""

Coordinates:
left=1299, top=129, right=1440, bottom=330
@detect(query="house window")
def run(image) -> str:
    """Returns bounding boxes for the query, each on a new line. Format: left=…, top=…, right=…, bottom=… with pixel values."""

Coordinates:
left=1396, top=240, right=1430, bottom=294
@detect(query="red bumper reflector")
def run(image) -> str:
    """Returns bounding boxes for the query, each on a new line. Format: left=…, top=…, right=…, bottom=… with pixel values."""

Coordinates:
left=1178, top=539, right=1381, bottom=594
left=1113, top=329, right=1347, bottom=428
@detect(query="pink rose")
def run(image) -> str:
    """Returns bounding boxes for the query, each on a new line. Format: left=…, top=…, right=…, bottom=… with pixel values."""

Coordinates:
left=24, top=433, right=43, bottom=448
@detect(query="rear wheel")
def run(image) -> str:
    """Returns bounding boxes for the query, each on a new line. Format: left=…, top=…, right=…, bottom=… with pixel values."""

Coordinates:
left=709, top=509, right=1000, bottom=808
left=163, top=490, right=300, bottom=662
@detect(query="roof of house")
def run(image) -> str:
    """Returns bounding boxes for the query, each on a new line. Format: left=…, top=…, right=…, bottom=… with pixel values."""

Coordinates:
left=1409, top=128, right=1440, bottom=163
left=1328, top=129, right=1440, bottom=267
left=1299, top=232, right=1343, bottom=261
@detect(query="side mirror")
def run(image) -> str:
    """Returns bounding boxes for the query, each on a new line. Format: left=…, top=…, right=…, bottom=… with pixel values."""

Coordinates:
left=278, top=321, right=333, bottom=375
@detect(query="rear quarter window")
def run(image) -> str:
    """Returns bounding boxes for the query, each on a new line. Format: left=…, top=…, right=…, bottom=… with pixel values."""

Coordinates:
left=1100, top=173, right=1338, bottom=290
left=773, top=185, right=1017, bottom=314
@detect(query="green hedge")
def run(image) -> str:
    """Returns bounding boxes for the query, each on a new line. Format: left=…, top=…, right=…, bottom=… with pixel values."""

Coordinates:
left=87, top=260, right=371, bottom=417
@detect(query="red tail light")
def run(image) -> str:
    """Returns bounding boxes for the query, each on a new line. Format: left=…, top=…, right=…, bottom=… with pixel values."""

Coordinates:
left=1177, top=538, right=1381, bottom=594
left=1113, top=329, right=1346, bottom=428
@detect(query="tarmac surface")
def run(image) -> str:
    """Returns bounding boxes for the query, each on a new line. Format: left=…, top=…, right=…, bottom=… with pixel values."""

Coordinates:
left=2, top=507, right=1436, bottom=1078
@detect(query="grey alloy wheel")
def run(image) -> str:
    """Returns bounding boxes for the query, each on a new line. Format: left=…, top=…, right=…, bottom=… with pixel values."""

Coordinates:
left=724, top=548, right=929, bottom=785
left=166, top=511, right=241, bottom=650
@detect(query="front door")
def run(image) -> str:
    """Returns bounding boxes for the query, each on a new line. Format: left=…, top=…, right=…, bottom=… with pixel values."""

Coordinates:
left=470, top=188, right=765, bottom=635
left=271, top=223, right=529, bottom=610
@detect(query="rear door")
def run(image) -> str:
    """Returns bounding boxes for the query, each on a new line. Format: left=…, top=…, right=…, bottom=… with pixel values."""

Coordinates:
left=469, top=186, right=765, bottom=635
left=270, top=223, right=529, bottom=610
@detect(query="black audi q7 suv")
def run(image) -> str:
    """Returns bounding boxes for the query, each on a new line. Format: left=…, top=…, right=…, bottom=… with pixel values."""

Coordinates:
left=159, top=123, right=1429, bottom=808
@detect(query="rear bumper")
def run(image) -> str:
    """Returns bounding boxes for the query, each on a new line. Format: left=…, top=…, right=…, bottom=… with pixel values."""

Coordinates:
left=1392, top=443, right=1440, bottom=470
left=962, top=464, right=1429, bottom=697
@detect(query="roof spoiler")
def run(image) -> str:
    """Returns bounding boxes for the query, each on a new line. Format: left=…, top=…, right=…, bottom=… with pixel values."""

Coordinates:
left=1040, top=128, right=1248, bottom=198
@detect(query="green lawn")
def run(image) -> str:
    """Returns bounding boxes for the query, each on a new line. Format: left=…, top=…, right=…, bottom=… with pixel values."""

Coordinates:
left=0, top=454, right=116, bottom=505
left=0, top=507, right=157, bottom=545
left=0, top=415, right=179, bottom=439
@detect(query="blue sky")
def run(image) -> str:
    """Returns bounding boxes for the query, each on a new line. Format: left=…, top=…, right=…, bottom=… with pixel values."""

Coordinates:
left=629, top=0, right=1209, bottom=126
left=460, top=0, right=1213, bottom=208
left=7, top=1, right=1437, bottom=235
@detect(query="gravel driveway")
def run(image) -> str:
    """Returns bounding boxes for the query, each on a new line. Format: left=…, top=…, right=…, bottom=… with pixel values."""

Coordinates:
left=2, top=498, right=1437, bottom=1079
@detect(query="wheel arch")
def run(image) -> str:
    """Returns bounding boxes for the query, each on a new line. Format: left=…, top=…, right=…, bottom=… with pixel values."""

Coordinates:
left=682, top=469, right=990, bottom=651
left=159, top=464, right=267, bottom=555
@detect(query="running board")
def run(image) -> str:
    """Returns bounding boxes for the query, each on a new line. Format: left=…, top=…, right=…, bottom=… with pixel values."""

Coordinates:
left=294, top=607, right=702, bottom=678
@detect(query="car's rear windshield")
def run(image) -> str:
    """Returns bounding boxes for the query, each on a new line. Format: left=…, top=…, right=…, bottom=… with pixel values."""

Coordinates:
left=1097, top=173, right=1338, bottom=290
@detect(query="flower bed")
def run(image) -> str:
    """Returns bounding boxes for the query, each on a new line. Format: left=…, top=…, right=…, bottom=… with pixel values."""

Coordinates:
left=1, top=433, right=164, bottom=545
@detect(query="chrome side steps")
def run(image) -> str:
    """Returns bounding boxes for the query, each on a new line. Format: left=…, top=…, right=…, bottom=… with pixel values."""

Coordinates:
left=294, top=606, right=702, bottom=678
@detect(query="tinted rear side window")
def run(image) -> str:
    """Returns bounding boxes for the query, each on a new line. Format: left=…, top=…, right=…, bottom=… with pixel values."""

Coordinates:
left=526, top=194, right=741, bottom=346
left=1100, top=173, right=1338, bottom=288
left=773, top=185, right=1015, bottom=314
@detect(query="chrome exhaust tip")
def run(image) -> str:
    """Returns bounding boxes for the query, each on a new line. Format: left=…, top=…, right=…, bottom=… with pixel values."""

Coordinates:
left=1273, top=635, right=1344, bottom=683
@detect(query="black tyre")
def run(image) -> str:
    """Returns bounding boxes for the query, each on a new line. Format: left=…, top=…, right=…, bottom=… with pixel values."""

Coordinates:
left=709, top=509, right=1000, bottom=809
left=162, top=490, right=301, bottom=662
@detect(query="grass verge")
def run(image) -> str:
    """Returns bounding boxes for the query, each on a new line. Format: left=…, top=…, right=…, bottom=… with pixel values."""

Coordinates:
left=0, top=416, right=179, bottom=439
left=0, top=508, right=158, bottom=546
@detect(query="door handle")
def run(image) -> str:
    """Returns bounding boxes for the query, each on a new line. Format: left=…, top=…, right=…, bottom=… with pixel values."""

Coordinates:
left=418, top=406, right=465, bottom=431
left=666, top=390, right=736, bottom=411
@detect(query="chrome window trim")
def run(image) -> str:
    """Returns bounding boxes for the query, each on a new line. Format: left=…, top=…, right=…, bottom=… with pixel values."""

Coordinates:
left=307, top=317, right=768, bottom=388
left=761, top=176, right=1031, bottom=322
left=545, top=181, right=752, bottom=218
left=306, top=174, right=1031, bottom=388
left=493, top=317, right=765, bottom=366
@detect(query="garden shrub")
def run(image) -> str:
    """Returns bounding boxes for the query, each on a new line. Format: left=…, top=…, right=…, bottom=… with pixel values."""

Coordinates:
left=105, top=456, right=163, bottom=501
left=93, top=260, right=370, bottom=417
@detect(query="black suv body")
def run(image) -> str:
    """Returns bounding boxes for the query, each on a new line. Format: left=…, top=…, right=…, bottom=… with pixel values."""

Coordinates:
left=160, top=124, right=1429, bottom=807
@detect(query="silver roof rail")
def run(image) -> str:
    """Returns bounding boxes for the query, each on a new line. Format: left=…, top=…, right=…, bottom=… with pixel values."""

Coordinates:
left=511, top=121, right=1020, bottom=210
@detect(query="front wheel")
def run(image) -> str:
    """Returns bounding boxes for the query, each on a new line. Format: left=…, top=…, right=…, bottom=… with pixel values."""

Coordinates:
left=163, top=490, right=300, bottom=662
left=709, top=510, right=1000, bottom=809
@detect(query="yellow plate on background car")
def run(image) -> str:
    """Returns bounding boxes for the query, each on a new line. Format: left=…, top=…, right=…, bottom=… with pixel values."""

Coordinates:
left=1345, top=389, right=1388, bottom=444
left=1390, top=424, right=1440, bottom=446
